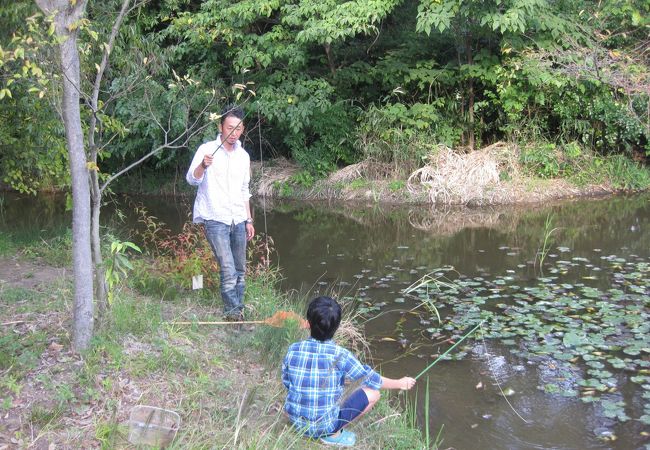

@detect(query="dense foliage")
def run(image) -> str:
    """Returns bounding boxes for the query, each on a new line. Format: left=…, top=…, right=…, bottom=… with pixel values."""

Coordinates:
left=1, top=0, right=648, bottom=190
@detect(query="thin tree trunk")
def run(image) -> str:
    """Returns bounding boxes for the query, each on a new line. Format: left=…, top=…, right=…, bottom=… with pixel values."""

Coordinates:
left=456, top=46, right=465, bottom=147
left=36, top=0, right=94, bottom=350
left=90, top=184, right=106, bottom=314
left=324, top=43, right=336, bottom=77
left=465, top=32, right=475, bottom=150
left=88, top=0, right=132, bottom=313
left=61, top=19, right=94, bottom=351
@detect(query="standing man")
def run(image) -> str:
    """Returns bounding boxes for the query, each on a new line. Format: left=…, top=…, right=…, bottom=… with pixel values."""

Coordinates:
left=186, top=105, right=255, bottom=320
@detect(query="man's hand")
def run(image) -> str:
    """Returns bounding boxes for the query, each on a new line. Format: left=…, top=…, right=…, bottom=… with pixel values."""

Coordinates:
left=399, top=377, right=416, bottom=390
left=193, top=154, right=213, bottom=179
left=246, top=223, right=255, bottom=241
left=202, top=154, right=213, bottom=168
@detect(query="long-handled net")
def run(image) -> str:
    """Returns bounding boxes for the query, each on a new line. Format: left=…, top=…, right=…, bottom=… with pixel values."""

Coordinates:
left=169, top=310, right=308, bottom=328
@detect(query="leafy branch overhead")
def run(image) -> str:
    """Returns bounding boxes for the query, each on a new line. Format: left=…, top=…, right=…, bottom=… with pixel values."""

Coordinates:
left=1, top=0, right=649, bottom=194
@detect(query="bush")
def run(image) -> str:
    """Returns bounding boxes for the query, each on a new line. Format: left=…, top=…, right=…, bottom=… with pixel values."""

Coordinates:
left=132, top=205, right=219, bottom=289
left=519, top=143, right=561, bottom=178
left=356, top=103, right=449, bottom=176
left=519, top=141, right=650, bottom=189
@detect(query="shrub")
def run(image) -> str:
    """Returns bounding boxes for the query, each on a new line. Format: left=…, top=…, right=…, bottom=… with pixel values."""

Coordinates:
left=519, top=143, right=561, bottom=178
left=356, top=103, right=447, bottom=176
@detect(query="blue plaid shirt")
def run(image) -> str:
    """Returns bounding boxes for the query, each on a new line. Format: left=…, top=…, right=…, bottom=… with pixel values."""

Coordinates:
left=282, top=338, right=383, bottom=437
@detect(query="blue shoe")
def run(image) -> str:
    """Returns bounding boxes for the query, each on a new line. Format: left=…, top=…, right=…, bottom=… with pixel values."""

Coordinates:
left=320, top=429, right=356, bottom=447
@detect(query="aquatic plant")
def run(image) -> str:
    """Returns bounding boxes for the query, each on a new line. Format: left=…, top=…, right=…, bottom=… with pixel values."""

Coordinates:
left=534, top=213, right=559, bottom=275
left=400, top=251, right=650, bottom=430
left=403, top=268, right=458, bottom=325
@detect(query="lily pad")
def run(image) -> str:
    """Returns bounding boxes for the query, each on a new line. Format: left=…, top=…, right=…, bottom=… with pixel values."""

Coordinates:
left=563, top=332, right=588, bottom=347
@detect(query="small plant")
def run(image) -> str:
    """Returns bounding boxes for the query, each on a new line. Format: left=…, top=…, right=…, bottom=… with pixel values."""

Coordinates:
left=55, top=382, right=75, bottom=405
left=0, top=375, right=22, bottom=397
left=157, top=221, right=220, bottom=289
left=130, top=261, right=181, bottom=300
left=132, top=205, right=220, bottom=290
left=349, top=178, right=370, bottom=190
left=273, top=180, right=294, bottom=197
left=105, top=239, right=142, bottom=305
left=132, top=204, right=168, bottom=255
left=403, top=268, right=457, bottom=324
left=247, top=233, right=277, bottom=277
left=535, top=213, right=559, bottom=275
left=388, top=180, right=405, bottom=192
left=520, top=143, right=560, bottom=178
left=29, top=404, right=65, bottom=427
left=289, top=170, right=315, bottom=188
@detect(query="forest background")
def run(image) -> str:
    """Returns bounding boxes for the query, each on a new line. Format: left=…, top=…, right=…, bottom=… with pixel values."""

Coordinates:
left=1, top=0, right=649, bottom=196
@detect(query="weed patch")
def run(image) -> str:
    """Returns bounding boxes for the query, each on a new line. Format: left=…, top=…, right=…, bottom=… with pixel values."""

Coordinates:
left=20, top=229, right=72, bottom=267
left=0, top=249, right=429, bottom=448
left=0, top=329, right=47, bottom=374
left=105, top=294, right=161, bottom=337
left=28, top=403, right=66, bottom=427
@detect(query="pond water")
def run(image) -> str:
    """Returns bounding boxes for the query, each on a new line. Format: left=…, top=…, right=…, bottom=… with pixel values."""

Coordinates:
left=1, top=191, right=649, bottom=449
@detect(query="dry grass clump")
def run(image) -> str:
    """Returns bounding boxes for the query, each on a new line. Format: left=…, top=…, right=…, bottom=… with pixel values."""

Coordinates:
left=253, top=157, right=299, bottom=197
left=408, top=142, right=519, bottom=205
left=327, top=159, right=395, bottom=183
left=337, top=314, right=372, bottom=359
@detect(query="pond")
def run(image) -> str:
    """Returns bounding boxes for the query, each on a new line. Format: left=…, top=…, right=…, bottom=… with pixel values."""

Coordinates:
left=1, top=191, right=649, bottom=449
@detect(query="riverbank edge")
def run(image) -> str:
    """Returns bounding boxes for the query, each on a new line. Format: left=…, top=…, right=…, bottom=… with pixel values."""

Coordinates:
left=249, top=158, right=648, bottom=206
left=3, top=156, right=647, bottom=206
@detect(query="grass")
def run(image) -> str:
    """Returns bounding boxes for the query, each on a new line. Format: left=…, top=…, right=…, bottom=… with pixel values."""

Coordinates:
left=535, top=213, right=560, bottom=275
left=0, top=225, right=73, bottom=265
left=603, top=154, right=650, bottom=189
left=0, top=258, right=432, bottom=448
left=0, top=232, right=15, bottom=256
left=0, top=215, right=432, bottom=447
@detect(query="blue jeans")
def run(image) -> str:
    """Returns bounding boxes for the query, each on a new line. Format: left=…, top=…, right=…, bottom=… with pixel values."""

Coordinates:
left=204, top=220, right=247, bottom=317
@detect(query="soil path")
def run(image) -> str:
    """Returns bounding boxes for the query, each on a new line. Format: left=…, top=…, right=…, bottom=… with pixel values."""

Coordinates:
left=0, top=256, right=69, bottom=291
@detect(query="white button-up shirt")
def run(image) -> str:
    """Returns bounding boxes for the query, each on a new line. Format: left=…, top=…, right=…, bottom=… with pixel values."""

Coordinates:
left=186, top=136, right=251, bottom=225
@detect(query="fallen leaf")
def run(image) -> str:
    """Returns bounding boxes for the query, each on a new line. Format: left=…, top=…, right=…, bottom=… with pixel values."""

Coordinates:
left=49, top=342, right=64, bottom=352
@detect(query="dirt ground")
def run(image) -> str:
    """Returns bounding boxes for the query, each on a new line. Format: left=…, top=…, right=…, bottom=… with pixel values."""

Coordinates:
left=0, top=258, right=277, bottom=449
left=0, top=256, right=69, bottom=291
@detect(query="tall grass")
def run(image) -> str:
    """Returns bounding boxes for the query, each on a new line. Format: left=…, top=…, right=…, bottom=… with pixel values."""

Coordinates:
left=0, top=226, right=72, bottom=265
left=535, top=213, right=559, bottom=275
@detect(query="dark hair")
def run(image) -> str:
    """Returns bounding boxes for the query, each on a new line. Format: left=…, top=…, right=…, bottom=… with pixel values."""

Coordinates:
left=307, top=296, right=342, bottom=341
left=220, top=104, right=244, bottom=125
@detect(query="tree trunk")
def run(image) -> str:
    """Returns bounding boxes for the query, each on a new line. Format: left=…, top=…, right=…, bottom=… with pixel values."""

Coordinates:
left=88, top=0, right=131, bottom=314
left=465, top=32, right=475, bottom=151
left=36, top=0, right=94, bottom=351
left=63, top=33, right=94, bottom=350
left=324, top=43, right=336, bottom=78
left=91, top=179, right=107, bottom=314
